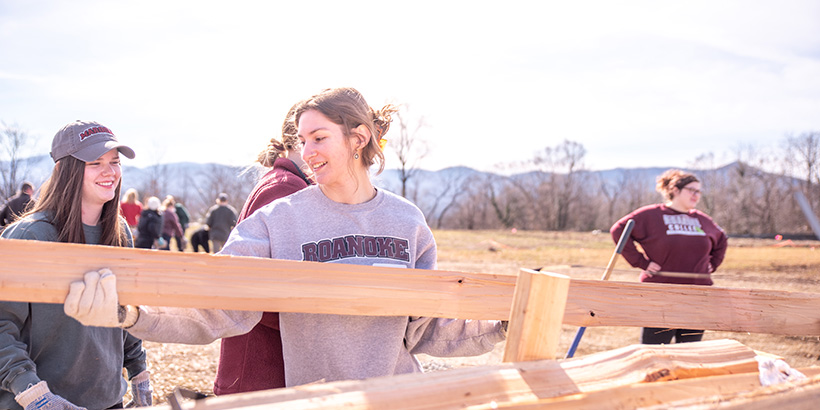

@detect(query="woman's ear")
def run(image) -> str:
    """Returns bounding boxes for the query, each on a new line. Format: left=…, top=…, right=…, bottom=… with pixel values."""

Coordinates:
left=670, top=187, right=680, bottom=199
left=352, top=125, right=371, bottom=150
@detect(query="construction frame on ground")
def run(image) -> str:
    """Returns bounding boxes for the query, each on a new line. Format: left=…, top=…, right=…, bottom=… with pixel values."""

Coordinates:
left=1, top=238, right=818, bottom=409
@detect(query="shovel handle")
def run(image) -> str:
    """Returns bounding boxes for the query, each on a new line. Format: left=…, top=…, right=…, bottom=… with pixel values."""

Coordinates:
left=601, top=219, right=634, bottom=281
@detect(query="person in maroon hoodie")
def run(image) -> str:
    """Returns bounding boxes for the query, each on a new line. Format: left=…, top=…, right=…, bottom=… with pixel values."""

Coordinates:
left=610, top=169, right=727, bottom=345
left=213, top=104, right=313, bottom=395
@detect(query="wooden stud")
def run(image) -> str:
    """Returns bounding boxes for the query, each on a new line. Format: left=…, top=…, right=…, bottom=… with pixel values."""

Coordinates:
left=503, top=268, right=570, bottom=362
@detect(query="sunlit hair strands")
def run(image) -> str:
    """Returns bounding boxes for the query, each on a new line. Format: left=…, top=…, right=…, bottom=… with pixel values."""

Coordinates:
left=293, top=87, right=398, bottom=175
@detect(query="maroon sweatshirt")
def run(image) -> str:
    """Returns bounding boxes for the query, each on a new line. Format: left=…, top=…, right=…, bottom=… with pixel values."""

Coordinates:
left=610, top=204, right=728, bottom=286
left=213, top=158, right=311, bottom=395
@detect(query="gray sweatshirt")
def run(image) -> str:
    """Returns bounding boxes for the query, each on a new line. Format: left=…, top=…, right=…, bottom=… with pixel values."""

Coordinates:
left=128, top=187, right=505, bottom=386
left=0, top=213, right=146, bottom=409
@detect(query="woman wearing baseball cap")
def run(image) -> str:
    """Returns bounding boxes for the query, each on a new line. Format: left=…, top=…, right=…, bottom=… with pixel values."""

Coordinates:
left=0, top=121, right=152, bottom=408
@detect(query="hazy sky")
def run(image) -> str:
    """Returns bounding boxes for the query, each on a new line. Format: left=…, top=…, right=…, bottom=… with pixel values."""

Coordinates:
left=1, top=1, right=819, bottom=172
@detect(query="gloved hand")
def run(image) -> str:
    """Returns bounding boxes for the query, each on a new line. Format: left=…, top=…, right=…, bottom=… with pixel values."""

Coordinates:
left=757, top=356, right=807, bottom=386
left=15, top=381, right=87, bottom=410
left=124, top=371, right=152, bottom=407
left=64, top=269, right=135, bottom=328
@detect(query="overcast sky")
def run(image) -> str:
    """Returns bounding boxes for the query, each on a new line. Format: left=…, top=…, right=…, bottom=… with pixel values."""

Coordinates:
left=1, top=0, right=819, bottom=172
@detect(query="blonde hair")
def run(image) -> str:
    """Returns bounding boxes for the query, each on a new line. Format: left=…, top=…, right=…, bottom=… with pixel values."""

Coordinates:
left=656, top=169, right=700, bottom=201
left=161, top=196, right=175, bottom=211
left=293, top=87, right=397, bottom=175
left=123, top=188, right=139, bottom=204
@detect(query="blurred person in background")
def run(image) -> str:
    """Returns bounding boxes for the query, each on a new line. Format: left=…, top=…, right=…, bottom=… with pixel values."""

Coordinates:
left=205, top=193, right=237, bottom=253
left=611, top=168, right=727, bottom=345
left=120, top=188, right=142, bottom=240
left=0, top=181, right=35, bottom=232
left=159, top=196, right=183, bottom=251
left=135, top=196, right=162, bottom=249
left=173, top=198, right=191, bottom=251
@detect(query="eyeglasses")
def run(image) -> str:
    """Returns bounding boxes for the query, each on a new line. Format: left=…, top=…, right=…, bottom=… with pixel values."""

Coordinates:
left=682, top=186, right=702, bottom=196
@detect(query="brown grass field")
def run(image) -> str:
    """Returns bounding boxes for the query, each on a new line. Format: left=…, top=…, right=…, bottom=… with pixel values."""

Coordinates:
left=138, top=230, right=820, bottom=403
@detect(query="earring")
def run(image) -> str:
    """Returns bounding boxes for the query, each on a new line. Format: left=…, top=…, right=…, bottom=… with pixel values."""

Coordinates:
left=354, top=153, right=360, bottom=160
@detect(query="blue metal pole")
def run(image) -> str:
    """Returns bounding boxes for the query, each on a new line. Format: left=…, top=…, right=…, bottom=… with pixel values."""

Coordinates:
left=565, top=218, right=634, bottom=358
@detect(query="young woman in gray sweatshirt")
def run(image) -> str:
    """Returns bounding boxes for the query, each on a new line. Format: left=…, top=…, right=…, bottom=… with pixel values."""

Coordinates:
left=64, top=88, right=507, bottom=388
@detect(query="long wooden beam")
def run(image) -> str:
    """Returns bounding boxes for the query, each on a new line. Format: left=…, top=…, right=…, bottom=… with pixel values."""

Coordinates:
left=492, top=368, right=820, bottom=409
left=2, top=239, right=819, bottom=336
left=650, top=373, right=820, bottom=410
left=142, top=339, right=759, bottom=409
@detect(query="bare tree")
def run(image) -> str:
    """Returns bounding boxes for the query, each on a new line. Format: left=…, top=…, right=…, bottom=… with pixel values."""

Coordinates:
left=598, top=173, right=621, bottom=226
left=0, top=122, right=38, bottom=201
left=134, top=145, right=169, bottom=202
left=446, top=174, right=501, bottom=230
left=389, top=106, right=430, bottom=198
left=531, top=140, right=589, bottom=230
left=417, top=170, right=470, bottom=229
left=784, top=131, right=820, bottom=209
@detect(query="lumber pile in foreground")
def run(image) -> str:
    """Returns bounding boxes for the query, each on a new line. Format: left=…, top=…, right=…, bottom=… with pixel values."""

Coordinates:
left=1, top=238, right=819, bottom=336
left=144, top=339, right=819, bottom=409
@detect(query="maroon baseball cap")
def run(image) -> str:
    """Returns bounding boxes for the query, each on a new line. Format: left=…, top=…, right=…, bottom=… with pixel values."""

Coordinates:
left=50, top=120, right=135, bottom=163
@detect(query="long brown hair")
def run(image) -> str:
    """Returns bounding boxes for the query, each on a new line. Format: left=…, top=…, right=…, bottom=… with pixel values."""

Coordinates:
left=293, top=87, right=397, bottom=175
left=25, top=156, right=127, bottom=246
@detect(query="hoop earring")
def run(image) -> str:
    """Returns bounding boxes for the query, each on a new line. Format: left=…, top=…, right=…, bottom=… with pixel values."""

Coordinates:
left=354, top=153, right=360, bottom=160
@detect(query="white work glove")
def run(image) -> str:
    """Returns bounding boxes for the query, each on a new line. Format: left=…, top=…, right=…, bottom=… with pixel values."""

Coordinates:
left=64, top=269, right=138, bottom=328
left=124, top=371, right=152, bottom=407
left=15, top=381, right=86, bottom=410
left=756, top=356, right=807, bottom=386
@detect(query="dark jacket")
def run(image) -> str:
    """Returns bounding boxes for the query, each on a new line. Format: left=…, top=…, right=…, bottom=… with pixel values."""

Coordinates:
left=205, top=204, right=238, bottom=243
left=174, top=203, right=191, bottom=229
left=0, top=212, right=145, bottom=409
left=135, top=209, right=162, bottom=248
left=0, top=193, right=33, bottom=227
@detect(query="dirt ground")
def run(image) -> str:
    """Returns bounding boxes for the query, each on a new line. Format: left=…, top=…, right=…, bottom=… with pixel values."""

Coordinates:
left=133, top=231, right=820, bottom=404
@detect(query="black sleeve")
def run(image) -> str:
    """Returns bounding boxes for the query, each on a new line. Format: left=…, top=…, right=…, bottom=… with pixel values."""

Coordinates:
left=0, top=204, right=8, bottom=226
left=122, top=331, right=148, bottom=380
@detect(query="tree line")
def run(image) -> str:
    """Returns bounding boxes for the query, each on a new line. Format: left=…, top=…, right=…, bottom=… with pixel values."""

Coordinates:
left=392, top=133, right=820, bottom=237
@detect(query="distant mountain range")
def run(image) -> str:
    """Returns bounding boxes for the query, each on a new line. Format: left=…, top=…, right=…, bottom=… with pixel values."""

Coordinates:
left=6, top=155, right=798, bottom=225
left=7, top=154, right=753, bottom=203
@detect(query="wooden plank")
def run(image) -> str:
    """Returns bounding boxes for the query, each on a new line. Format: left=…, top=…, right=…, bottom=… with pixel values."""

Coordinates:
left=0, top=238, right=516, bottom=319
left=503, top=269, right=570, bottom=362
left=1, top=238, right=819, bottom=336
left=563, top=281, right=820, bottom=337
left=143, top=339, right=759, bottom=409
left=493, top=368, right=820, bottom=409
left=646, top=372, right=820, bottom=410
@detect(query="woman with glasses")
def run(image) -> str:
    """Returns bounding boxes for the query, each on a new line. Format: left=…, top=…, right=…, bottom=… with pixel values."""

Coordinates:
left=610, top=168, right=727, bottom=344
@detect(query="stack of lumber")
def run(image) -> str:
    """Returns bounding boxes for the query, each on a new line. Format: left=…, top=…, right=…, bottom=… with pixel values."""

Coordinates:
left=146, top=339, right=819, bottom=409
left=1, top=239, right=819, bottom=408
